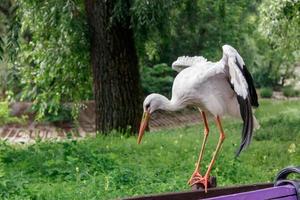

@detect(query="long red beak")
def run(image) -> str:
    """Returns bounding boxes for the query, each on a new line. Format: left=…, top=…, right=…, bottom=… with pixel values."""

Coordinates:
left=137, top=111, right=150, bottom=144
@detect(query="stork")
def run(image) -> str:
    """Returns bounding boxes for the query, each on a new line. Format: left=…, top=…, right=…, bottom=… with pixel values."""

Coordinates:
left=137, top=45, right=259, bottom=192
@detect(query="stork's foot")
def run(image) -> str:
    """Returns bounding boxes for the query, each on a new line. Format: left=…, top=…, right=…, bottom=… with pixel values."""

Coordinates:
left=189, top=175, right=213, bottom=193
left=187, top=171, right=202, bottom=185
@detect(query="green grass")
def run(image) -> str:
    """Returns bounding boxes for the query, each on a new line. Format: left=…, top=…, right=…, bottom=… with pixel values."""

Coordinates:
left=282, top=86, right=300, bottom=97
left=0, top=99, right=300, bottom=199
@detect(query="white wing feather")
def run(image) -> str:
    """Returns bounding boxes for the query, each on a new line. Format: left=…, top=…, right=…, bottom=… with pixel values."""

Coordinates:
left=222, top=45, right=248, bottom=99
left=172, top=56, right=208, bottom=72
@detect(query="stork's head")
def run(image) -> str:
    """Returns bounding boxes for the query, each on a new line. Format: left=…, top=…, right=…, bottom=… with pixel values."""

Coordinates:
left=143, top=93, right=168, bottom=113
left=137, top=93, right=168, bottom=144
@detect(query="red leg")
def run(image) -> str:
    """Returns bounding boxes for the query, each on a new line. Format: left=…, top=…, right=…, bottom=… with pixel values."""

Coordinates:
left=188, top=110, right=209, bottom=185
left=191, top=115, right=225, bottom=192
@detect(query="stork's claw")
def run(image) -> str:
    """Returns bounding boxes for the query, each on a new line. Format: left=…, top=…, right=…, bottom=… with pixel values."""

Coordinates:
left=188, top=175, right=211, bottom=193
left=187, top=171, right=202, bottom=185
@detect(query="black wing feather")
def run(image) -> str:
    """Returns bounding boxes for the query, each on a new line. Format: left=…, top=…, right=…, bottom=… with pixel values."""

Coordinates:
left=236, top=96, right=253, bottom=156
left=235, top=58, right=259, bottom=107
left=228, top=80, right=254, bottom=156
left=233, top=58, right=258, bottom=156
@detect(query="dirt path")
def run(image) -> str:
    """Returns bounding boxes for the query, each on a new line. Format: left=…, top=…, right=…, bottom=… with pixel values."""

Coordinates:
left=1, top=102, right=202, bottom=143
left=4, top=96, right=298, bottom=143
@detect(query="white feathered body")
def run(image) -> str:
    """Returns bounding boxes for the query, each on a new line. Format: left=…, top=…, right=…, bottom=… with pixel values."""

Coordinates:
left=142, top=45, right=259, bottom=155
left=170, top=61, right=241, bottom=118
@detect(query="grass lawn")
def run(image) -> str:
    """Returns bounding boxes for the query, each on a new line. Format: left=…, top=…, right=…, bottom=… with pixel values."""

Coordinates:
left=0, top=99, right=300, bottom=200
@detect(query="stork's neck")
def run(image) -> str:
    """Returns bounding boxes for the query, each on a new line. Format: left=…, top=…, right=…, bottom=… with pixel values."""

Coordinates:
left=155, top=94, right=183, bottom=112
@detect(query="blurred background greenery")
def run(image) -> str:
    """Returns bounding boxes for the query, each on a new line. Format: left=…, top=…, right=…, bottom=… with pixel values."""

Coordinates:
left=0, top=0, right=299, bottom=122
left=0, top=1, right=300, bottom=199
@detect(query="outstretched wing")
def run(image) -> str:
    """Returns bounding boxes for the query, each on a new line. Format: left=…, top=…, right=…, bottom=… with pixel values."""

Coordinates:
left=171, top=56, right=208, bottom=72
left=222, top=45, right=258, bottom=107
left=222, top=44, right=259, bottom=156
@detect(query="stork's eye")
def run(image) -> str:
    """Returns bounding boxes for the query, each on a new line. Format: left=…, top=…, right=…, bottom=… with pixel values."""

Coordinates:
left=145, top=103, right=150, bottom=110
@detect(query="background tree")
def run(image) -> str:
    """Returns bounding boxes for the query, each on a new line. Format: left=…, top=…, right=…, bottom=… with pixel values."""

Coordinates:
left=85, top=0, right=142, bottom=133
left=1, top=0, right=299, bottom=133
left=0, top=0, right=20, bottom=100
left=12, top=1, right=92, bottom=121
left=10, top=0, right=176, bottom=133
left=258, top=0, right=300, bottom=87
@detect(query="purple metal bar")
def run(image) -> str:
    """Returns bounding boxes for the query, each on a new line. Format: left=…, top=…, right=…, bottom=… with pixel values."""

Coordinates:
left=276, top=197, right=299, bottom=200
left=123, top=183, right=274, bottom=200
left=205, top=185, right=297, bottom=200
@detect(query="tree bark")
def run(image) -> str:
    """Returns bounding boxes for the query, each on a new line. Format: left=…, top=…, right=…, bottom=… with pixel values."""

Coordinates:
left=85, top=0, right=142, bottom=134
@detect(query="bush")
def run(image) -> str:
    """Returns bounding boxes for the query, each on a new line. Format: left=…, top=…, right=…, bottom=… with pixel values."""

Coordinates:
left=260, top=87, right=273, bottom=98
left=141, top=63, right=174, bottom=97
left=282, top=86, right=299, bottom=97
left=37, top=105, right=73, bottom=123
left=0, top=102, right=25, bottom=125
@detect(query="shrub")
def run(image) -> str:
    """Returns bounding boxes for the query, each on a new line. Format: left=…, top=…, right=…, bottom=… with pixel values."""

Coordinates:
left=141, top=63, right=174, bottom=97
left=282, top=86, right=299, bottom=97
left=260, top=87, right=273, bottom=98
left=38, top=105, right=73, bottom=123
left=0, top=102, right=25, bottom=125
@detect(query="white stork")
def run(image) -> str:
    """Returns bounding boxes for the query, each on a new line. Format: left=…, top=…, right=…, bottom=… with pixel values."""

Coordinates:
left=137, top=45, right=259, bottom=192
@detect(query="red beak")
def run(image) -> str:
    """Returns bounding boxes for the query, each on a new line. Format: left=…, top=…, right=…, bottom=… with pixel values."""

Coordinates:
left=137, top=111, right=150, bottom=144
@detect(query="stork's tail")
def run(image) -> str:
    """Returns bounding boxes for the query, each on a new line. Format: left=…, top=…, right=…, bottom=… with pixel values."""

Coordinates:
left=236, top=96, right=258, bottom=157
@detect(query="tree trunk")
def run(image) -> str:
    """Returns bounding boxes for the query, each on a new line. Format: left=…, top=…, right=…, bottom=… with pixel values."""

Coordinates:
left=85, top=0, right=142, bottom=134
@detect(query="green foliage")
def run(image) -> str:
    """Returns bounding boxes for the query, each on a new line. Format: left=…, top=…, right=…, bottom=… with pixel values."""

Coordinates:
left=37, top=105, right=73, bottom=123
left=282, top=86, right=300, bottom=97
left=260, top=87, right=273, bottom=98
left=14, top=1, right=92, bottom=120
left=0, top=101, right=24, bottom=125
left=0, top=1, right=21, bottom=62
left=259, top=0, right=300, bottom=54
left=6, top=4, right=20, bottom=62
left=257, top=0, right=300, bottom=87
left=131, top=0, right=176, bottom=64
left=141, top=63, right=174, bottom=97
left=0, top=1, right=23, bottom=100
left=135, top=0, right=299, bottom=89
left=137, top=0, right=284, bottom=92
left=135, top=0, right=260, bottom=65
left=246, top=34, right=293, bottom=88
left=0, top=100, right=299, bottom=199
left=0, top=0, right=299, bottom=124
